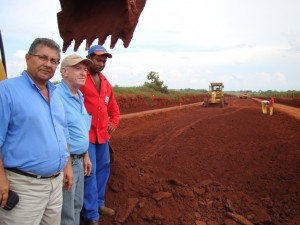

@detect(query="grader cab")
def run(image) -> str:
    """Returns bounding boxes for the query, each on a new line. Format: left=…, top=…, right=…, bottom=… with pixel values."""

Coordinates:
left=203, top=82, right=227, bottom=108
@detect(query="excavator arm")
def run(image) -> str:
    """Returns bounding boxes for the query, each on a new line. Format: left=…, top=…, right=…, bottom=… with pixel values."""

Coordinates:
left=57, top=0, right=147, bottom=52
left=0, top=30, right=7, bottom=81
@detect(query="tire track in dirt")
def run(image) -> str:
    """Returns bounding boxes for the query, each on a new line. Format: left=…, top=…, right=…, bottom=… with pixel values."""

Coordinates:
left=120, top=102, right=202, bottom=119
left=138, top=103, right=253, bottom=161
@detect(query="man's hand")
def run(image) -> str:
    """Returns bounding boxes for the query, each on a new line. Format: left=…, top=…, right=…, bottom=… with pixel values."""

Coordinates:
left=0, top=154, right=10, bottom=208
left=63, top=157, right=74, bottom=191
left=108, top=124, right=116, bottom=134
left=0, top=172, right=9, bottom=208
left=83, top=152, right=92, bottom=176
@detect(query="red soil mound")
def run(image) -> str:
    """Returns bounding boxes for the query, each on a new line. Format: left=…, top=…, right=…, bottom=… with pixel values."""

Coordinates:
left=95, top=98, right=300, bottom=225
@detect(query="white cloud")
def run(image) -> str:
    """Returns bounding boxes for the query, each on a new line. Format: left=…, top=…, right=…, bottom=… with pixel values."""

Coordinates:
left=13, top=50, right=26, bottom=59
left=275, top=72, right=287, bottom=83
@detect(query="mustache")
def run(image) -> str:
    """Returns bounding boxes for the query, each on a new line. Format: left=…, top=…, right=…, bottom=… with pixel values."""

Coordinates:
left=40, top=68, right=53, bottom=73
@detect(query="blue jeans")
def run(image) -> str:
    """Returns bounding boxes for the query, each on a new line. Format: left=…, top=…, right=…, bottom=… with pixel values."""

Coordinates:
left=82, top=141, right=110, bottom=221
left=61, top=157, right=84, bottom=225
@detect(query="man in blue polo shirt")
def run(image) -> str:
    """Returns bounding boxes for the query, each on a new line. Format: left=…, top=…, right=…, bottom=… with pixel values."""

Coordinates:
left=0, top=38, right=73, bottom=225
left=56, top=54, right=92, bottom=225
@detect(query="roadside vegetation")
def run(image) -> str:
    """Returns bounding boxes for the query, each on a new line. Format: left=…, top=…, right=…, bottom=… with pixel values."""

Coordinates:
left=113, top=85, right=207, bottom=99
left=113, top=71, right=207, bottom=100
left=227, top=90, right=300, bottom=98
left=251, top=90, right=300, bottom=98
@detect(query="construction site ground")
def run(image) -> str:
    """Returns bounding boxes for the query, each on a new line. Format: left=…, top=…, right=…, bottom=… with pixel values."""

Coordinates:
left=100, top=98, right=300, bottom=225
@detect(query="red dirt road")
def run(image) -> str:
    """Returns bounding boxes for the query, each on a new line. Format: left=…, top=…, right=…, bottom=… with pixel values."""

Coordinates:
left=101, top=98, right=300, bottom=225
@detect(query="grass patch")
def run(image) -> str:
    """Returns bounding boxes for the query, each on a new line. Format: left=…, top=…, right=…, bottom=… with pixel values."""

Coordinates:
left=113, top=85, right=207, bottom=100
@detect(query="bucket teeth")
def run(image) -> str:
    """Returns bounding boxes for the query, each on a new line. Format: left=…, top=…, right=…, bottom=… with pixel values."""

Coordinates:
left=73, top=39, right=83, bottom=52
left=85, top=38, right=94, bottom=51
left=110, top=35, right=119, bottom=49
left=57, top=0, right=147, bottom=51
left=62, top=39, right=72, bottom=53
left=98, top=35, right=108, bottom=47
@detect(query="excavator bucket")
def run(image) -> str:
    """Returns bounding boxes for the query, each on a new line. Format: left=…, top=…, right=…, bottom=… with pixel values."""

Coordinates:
left=57, top=0, right=147, bottom=52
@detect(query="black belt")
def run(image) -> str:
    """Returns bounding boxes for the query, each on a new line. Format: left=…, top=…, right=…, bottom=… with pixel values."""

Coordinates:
left=6, top=168, right=60, bottom=179
left=70, top=153, right=86, bottom=159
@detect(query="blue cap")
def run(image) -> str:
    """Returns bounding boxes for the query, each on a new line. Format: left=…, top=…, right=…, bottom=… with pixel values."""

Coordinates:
left=87, top=45, right=112, bottom=58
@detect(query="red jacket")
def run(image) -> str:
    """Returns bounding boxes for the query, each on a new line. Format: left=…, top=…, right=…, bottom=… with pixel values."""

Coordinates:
left=80, top=71, right=120, bottom=144
left=269, top=97, right=274, bottom=107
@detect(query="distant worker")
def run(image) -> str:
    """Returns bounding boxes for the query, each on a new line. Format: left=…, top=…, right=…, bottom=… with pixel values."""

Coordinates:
left=268, top=96, right=275, bottom=116
left=261, top=100, right=269, bottom=114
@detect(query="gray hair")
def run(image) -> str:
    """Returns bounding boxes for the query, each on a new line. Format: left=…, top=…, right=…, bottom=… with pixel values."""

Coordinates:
left=28, top=38, right=61, bottom=61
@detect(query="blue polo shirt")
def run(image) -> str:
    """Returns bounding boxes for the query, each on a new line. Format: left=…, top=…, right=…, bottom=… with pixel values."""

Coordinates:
left=55, top=81, right=90, bottom=155
left=0, top=71, right=69, bottom=176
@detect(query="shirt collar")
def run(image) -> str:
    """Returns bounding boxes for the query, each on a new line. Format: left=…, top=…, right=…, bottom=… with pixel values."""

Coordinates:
left=22, top=70, right=56, bottom=93
left=60, top=80, right=84, bottom=100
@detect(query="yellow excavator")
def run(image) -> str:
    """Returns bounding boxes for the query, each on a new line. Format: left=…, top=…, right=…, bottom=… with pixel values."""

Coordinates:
left=0, top=60, right=5, bottom=81
left=0, top=30, right=6, bottom=81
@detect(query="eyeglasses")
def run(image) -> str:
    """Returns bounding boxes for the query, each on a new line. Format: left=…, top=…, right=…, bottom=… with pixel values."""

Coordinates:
left=29, top=54, right=60, bottom=65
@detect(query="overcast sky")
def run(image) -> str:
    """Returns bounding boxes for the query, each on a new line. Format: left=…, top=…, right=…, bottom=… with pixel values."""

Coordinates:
left=1, top=0, right=300, bottom=91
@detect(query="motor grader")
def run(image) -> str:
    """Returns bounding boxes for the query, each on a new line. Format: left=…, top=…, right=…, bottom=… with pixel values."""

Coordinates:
left=203, top=82, right=227, bottom=108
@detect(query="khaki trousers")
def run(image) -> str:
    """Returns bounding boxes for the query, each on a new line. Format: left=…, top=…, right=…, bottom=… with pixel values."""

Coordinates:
left=0, top=170, right=63, bottom=225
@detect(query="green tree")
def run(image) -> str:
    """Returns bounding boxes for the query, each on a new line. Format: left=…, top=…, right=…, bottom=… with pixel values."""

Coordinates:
left=144, top=71, right=168, bottom=94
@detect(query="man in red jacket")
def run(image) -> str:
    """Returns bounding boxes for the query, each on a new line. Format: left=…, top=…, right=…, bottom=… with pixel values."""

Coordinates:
left=268, top=96, right=275, bottom=116
left=80, top=45, right=120, bottom=225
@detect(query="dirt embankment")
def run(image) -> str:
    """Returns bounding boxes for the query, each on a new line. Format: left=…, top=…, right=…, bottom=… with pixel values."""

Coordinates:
left=115, top=94, right=207, bottom=114
left=96, top=98, right=300, bottom=225
left=116, top=94, right=300, bottom=115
